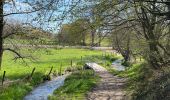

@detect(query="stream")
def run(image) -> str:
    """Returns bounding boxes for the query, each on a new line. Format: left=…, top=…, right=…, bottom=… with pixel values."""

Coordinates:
left=23, top=59, right=125, bottom=100
left=24, top=74, right=68, bottom=100
left=111, top=59, right=125, bottom=71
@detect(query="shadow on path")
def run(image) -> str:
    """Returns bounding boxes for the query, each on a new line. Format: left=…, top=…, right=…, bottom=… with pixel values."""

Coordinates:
left=86, top=62, right=127, bottom=100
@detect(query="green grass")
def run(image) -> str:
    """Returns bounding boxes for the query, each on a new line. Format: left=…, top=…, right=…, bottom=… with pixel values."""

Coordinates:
left=0, top=48, right=104, bottom=100
left=118, top=62, right=146, bottom=78
left=1, top=48, right=103, bottom=80
left=48, top=69, right=100, bottom=100
left=114, top=61, right=153, bottom=99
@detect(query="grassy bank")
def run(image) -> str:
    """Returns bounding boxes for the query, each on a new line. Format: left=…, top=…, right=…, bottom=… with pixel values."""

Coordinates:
left=114, top=60, right=170, bottom=100
left=48, top=69, right=100, bottom=100
left=0, top=48, right=103, bottom=100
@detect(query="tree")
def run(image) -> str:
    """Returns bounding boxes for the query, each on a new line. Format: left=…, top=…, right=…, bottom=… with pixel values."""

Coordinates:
left=0, top=0, right=82, bottom=70
left=69, top=0, right=107, bottom=47
left=132, top=1, right=170, bottom=68
left=0, top=1, right=3, bottom=70
left=56, top=18, right=89, bottom=46
left=76, top=0, right=170, bottom=68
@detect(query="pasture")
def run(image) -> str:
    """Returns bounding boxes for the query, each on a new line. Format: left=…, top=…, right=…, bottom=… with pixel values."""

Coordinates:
left=0, top=48, right=103, bottom=100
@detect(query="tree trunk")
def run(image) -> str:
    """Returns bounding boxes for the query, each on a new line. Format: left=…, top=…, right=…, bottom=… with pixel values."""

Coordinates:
left=148, top=40, right=164, bottom=69
left=98, top=33, right=102, bottom=47
left=82, top=32, right=86, bottom=46
left=125, top=34, right=131, bottom=62
left=147, top=28, right=164, bottom=69
left=140, top=5, right=164, bottom=69
left=91, top=29, right=95, bottom=47
left=115, top=32, right=131, bottom=63
left=0, top=1, right=4, bottom=70
left=98, top=41, right=101, bottom=47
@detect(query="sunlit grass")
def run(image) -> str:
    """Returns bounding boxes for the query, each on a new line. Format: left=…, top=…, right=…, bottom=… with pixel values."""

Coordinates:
left=0, top=48, right=103, bottom=100
left=1, top=48, right=103, bottom=80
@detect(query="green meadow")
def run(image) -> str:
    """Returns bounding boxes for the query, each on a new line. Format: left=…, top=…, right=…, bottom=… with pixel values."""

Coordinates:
left=1, top=48, right=103, bottom=79
left=0, top=48, right=104, bottom=100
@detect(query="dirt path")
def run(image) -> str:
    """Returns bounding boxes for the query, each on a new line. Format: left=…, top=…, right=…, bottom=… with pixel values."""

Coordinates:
left=86, top=63, right=127, bottom=100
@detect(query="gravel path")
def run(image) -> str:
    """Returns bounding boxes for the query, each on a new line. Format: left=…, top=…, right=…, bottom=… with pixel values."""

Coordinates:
left=86, top=63, right=127, bottom=100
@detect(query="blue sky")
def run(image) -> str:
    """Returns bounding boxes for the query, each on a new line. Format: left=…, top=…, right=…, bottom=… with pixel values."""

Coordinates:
left=4, top=0, right=75, bottom=33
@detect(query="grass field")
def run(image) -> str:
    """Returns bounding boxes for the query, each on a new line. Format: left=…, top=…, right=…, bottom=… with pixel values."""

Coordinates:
left=0, top=48, right=104, bottom=100
left=1, top=48, right=104, bottom=79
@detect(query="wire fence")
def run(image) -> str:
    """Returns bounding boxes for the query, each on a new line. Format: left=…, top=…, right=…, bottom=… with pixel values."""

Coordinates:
left=0, top=51, right=117, bottom=87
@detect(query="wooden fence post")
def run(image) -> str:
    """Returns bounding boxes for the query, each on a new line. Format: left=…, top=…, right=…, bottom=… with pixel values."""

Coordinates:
left=48, top=67, right=53, bottom=76
left=30, top=68, right=36, bottom=78
left=81, top=56, right=83, bottom=62
left=71, top=60, right=73, bottom=67
left=2, top=71, right=6, bottom=86
left=59, top=63, right=62, bottom=75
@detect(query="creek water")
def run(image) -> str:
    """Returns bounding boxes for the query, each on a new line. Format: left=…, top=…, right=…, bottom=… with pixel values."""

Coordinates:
left=111, top=59, right=125, bottom=71
left=24, top=75, right=68, bottom=100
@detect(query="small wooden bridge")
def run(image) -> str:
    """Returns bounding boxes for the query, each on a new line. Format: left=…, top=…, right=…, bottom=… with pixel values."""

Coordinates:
left=84, top=63, right=107, bottom=72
